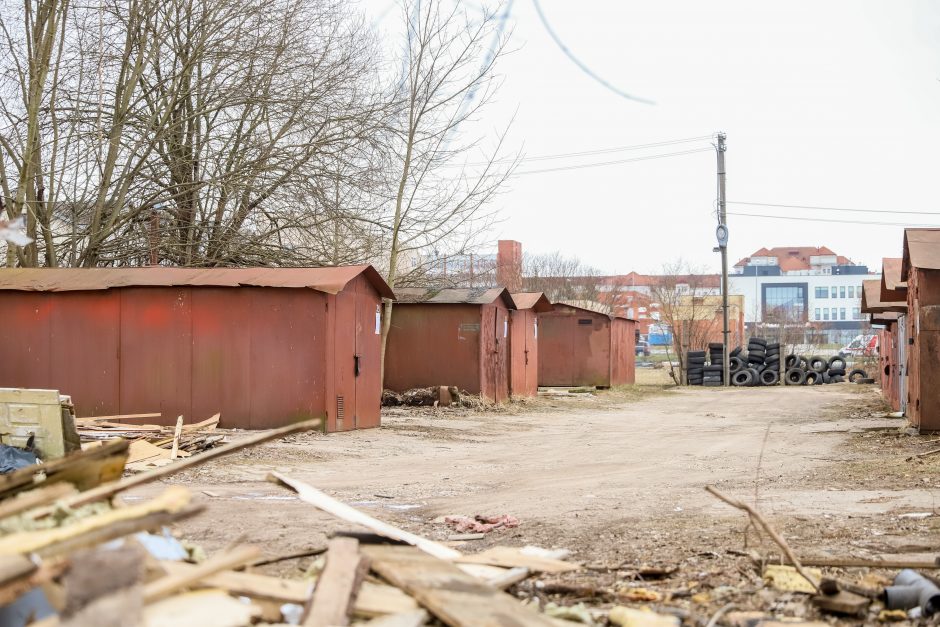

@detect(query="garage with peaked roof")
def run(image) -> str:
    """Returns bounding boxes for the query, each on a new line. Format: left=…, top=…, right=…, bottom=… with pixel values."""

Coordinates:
left=384, top=288, right=516, bottom=402
left=901, top=229, right=940, bottom=431
left=508, top=292, right=552, bottom=398
left=0, top=266, right=393, bottom=432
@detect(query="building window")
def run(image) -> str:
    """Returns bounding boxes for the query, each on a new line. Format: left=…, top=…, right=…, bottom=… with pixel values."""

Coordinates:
left=762, top=283, right=807, bottom=321
left=839, top=286, right=846, bottom=298
left=815, top=287, right=828, bottom=299
left=823, top=309, right=830, bottom=320
left=840, top=308, right=846, bottom=320
left=815, top=308, right=821, bottom=321
left=852, top=307, right=860, bottom=319
left=831, top=307, right=837, bottom=319
left=830, top=286, right=837, bottom=298
left=848, top=286, right=854, bottom=298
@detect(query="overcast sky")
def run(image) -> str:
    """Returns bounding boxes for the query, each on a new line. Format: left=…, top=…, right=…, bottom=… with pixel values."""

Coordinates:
left=368, top=1, right=940, bottom=275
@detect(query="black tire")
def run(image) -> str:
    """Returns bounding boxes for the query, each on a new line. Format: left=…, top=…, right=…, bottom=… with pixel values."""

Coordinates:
left=749, top=338, right=768, bottom=347
left=730, top=346, right=743, bottom=357
left=708, top=343, right=724, bottom=350
left=687, top=359, right=706, bottom=367
left=809, top=356, right=827, bottom=373
left=822, top=372, right=831, bottom=384
left=765, top=349, right=780, bottom=358
left=784, top=354, right=799, bottom=369
left=856, top=377, right=875, bottom=384
left=831, top=375, right=844, bottom=383
left=785, top=368, right=806, bottom=385
left=747, top=368, right=761, bottom=386
left=848, top=369, right=868, bottom=383
left=688, top=370, right=704, bottom=379
left=805, top=371, right=821, bottom=385
left=766, top=342, right=780, bottom=351
left=732, top=370, right=754, bottom=386
left=828, top=356, right=847, bottom=371
left=729, top=356, right=745, bottom=373
left=760, top=369, right=780, bottom=386
left=703, top=365, right=723, bottom=372
left=748, top=349, right=766, bottom=359
left=797, top=356, right=809, bottom=370
left=765, top=355, right=780, bottom=365
left=827, top=368, right=846, bottom=377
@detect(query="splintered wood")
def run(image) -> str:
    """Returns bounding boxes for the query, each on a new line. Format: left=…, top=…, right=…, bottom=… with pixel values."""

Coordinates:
left=0, top=418, right=585, bottom=626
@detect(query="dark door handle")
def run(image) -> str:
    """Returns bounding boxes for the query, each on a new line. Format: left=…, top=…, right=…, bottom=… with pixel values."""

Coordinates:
left=354, top=354, right=361, bottom=377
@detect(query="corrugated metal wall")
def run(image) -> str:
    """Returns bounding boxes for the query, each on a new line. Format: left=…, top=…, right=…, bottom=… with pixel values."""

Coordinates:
left=0, top=282, right=384, bottom=431
left=538, top=306, right=615, bottom=387
left=610, top=318, right=637, bottom=386
left=509, top=309, right=539, bottom=397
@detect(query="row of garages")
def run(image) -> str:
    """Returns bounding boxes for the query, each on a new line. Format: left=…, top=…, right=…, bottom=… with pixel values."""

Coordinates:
left=862, top=229, right=940, bottom=432
left=0, top=268, right=635, bottom=433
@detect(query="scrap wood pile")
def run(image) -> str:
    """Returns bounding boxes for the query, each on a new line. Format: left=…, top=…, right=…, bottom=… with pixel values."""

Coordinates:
left=75, top=413, right=225, bottom=472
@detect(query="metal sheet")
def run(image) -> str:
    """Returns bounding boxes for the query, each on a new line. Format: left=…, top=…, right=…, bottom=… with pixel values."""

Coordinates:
left=247, top=289, right=326, bottom=429
left=0, top=293, right=51, bottom=390
left=510, top=292, right=552, bottom=313
left=609, top=318, right=636, bottom=386
left=481, top=302, right=510, bottom=403
left=119, top=287, right=193, bottom=424
left=862, top=279, right=905, bottom=313
left=354, top=275, right=383, bottom=429
left=394, top=287, right=515, bottom=308
left=538, top=305, right=613, bottom=387
left=0, top=265, right=394, bottom=298
left=509, top=309, right=540, bottom=398
left=384, top=304, right=484, bottom=395
left=903, top=228, right=940, bottom=279
left=333, top=281, right=357, bottom=431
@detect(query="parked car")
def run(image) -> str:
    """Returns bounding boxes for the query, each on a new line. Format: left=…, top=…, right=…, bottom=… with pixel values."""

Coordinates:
left=841, top=334, right=878, bottom=356
left=635, top=340, right=651, bottom=357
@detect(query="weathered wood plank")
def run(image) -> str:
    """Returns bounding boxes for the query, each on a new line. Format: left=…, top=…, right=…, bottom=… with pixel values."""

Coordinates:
left=305, top=537, right=369, bottom=627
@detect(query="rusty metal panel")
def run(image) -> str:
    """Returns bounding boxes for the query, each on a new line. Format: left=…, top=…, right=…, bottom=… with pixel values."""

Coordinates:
left=119, top=287, right=193, bottom=424
left=538, top=305, right=613, bottom=387
left=385, top=303, right=482, bottom=394
left=247, top=289, right=326, bottom=429
left=0, top=292, right=52, bottom=390
left=509, top=309, right=539, bottom=398
left=190, top=287, right=252, bottom=428
left=354, top=275, right=382, bottom=429
left=0, top=265, right=394, bottom=298
left=610, top=318, right=636, bottom=386
left=49, top=291, right=121, bottom=417
left=490, top=302, right=510, bottom=403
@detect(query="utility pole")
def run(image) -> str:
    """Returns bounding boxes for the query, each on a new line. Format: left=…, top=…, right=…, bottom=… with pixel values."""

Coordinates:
left=716, top=133, right=730, bottom=387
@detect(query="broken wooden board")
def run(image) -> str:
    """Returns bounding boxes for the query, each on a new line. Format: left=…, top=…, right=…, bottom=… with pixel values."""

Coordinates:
left=144, top=545, right=260, bottom=603
left=363, top=545, right=559, bottom=627
left=127, top=440, right=190, bottom=465
left=76, top=413, right=162, bottom=423
left=811, top=590, right=870, bottom=616
left=143, top=589, right=261, bottom=627
left=269, top=473, right=461, bottom=560
left=763, top=564, right=823, bottom=594
left=305, top=537, right=369, bottom=627
left=455, top=546, right=578, bottom=574
left=160, top=561, right=309, bottom=604
left=362, top=610, right=430, bottom=627
left=0, top=438, right=128, bottom=499
left=354, top=582, right=421, bottom=618
left=0, top=482, right=76, bottom=521
left=0, top=485, right=191, bottom=556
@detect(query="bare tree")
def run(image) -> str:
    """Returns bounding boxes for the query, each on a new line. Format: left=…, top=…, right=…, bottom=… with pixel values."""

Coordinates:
left=377, top=0, right=517, bottom=381
left=650, top=259, right=720, bottom=383
left=521, top=251, right=607, bottom=308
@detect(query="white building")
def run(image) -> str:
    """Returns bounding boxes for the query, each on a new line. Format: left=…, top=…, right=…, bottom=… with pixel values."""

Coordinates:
left=728, top=246, right=879, bottom=344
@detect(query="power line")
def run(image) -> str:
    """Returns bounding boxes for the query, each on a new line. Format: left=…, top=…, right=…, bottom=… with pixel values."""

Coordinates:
left=729, top=201, right=940, bottom=216
left=452, top=135, right=713, bottom=168
left=727, top=211, right=940, bottom=228
left=531, top=0, right=655, bottom=105
left=511, top=147, right=711, bottom=176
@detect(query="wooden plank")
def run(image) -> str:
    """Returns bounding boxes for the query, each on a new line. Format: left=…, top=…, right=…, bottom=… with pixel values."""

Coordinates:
left=76, top=413, right=162, bottom=423
left=182, top=413, right=221, bottom=433
left=143, top=589, right=261, bottom=627
left=361, top=610, right=430, bottom=627
left=305, top=537, right=370, bottom=627
left=28, top=418, right=322, bottom=519
left=354, top=582, right=421, bottom=618
left=268, top=473, right=461, bottom=560
left=455, top=546, right=578, bottom=574
left=363, top=545, right=558, bottom=627
left=143, top=545, right=261, bottom=603
left=160, top=561, right=310, bottom=604
left=0, top=438, right=128, bottom=499
left=170, top=416, right=184, bottom=460
left=0, top=554, right=36, bottom=586
left=0, top=482, right=76, bottom=520
left=0, top=485, right=191, bottom=556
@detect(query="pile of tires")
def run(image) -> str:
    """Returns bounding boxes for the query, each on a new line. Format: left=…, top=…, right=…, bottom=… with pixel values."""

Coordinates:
left=686, top=350, right=706, bottom=386
left=782, top=354, right=868, bottom=386
left=729, top=337, right=780, bottom=387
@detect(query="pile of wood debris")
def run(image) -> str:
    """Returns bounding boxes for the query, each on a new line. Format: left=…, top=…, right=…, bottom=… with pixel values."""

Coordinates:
left=75, top=413, right=224, bottom=472
left=0, top=416, right=614, bottom=627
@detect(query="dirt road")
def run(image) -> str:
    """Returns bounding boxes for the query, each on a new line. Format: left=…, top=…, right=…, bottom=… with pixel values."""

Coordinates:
left=130, top=378, right=940, bottom=574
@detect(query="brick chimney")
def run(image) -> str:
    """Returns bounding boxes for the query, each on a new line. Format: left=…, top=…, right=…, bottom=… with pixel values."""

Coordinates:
left=497, top=240, right=523, bottom=292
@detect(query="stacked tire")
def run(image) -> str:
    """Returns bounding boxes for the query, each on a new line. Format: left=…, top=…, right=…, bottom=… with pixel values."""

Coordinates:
left=704, top=343, right=725, bottom=386
left=729, top=337, right=781, bottom=387
left=783, top=353, right=866, bottom=385
left=686, top=350, right=706, bottom=386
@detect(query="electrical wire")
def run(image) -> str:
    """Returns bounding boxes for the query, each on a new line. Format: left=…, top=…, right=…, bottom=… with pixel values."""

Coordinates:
left=531, top=0, right=655, bottom=105
left=728, top=201, right=940, bottom=217
left=451, top=135, right=713, bottom=167
left=511, top=147, right=711, bottom=176
left=727, top=211, right=940, bottom=228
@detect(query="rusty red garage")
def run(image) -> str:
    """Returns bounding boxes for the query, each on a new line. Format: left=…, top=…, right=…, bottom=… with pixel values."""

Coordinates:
left=508, top=292, right=552, bottom=398
left=384, top=288, right=516, bottom=402
left=537, top=302, right=636, bottom=388
left=902, top=229, right=940, bottom=432
left=0, top=266, right=393, bottom=432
